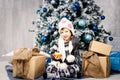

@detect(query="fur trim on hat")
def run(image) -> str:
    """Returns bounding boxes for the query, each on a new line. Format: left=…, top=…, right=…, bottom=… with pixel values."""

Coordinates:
left=58, top=18, right=74, bottom=35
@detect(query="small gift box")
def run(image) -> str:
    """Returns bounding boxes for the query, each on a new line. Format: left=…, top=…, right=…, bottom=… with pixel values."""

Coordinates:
left=89, top=40, right=112, bottom=56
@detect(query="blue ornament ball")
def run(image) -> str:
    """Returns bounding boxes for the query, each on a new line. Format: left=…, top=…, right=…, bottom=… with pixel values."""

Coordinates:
left=109, top=37, right=113, bottom=41
left=82, top=33, right=93, bottom=43
left=101, top=15, right=105, bottom=20
left=92, top=25, right=98, bottom=31
left=36, top=9, right=40, bottom=14
left=74, top=2, right=80, bottom=7
left=41, top=36, right=47, bottom=42
left=48, top=23, right=52, bottom=29
left=72, top=7, right=78, bottom=11
left=43, top=7, right=47, bottom=12
left=78, top=19, right=86, bottom=29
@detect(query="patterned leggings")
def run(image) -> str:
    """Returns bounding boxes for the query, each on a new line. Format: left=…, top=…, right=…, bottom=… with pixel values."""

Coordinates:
left=45, top=63, right=81, bottom=79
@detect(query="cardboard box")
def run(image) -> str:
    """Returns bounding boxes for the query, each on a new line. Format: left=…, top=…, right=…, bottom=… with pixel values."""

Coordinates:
left=99, top=56, right=110, bottom=78
left=27, top=56, right=46, bottom=80
left=89, top=40, right=112, bottom=56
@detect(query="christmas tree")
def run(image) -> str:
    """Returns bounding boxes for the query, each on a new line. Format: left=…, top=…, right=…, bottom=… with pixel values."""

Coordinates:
left=30, top=0, right=113, bottom=53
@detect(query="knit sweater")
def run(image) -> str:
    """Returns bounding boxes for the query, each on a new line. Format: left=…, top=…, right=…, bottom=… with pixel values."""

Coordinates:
left=50, top=36, right=82, bottom=66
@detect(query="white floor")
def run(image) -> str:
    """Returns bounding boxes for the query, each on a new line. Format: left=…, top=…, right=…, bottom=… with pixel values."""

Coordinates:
left=0, top=56, right=120, bottom=80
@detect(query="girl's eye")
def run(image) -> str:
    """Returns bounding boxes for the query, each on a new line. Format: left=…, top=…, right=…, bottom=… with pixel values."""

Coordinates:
left=65, top=31, right=68, bottom=33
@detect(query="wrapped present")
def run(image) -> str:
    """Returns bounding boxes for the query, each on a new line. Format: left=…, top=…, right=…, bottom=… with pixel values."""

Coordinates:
left=27, top=56, right=46, bottom=79
left=82, top=51, right=110, bottom=78
left=89, top=40, right=112, bottom=56
left=110, top=51, right=120, bottom=71
left=11, top=48, right=31, bottom=78
left=11, top=47, right=46, bottom=79
left=98, top=56, right=110, bottom=77
left=82, top=51, right=104, bottom=78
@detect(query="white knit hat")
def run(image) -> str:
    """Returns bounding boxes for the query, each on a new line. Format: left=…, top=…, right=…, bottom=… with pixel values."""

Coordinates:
left=58, top=18, right=74, bottom=35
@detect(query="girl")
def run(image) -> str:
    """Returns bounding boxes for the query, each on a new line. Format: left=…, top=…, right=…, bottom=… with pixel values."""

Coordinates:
left=43, top=18, right=82, bottom=79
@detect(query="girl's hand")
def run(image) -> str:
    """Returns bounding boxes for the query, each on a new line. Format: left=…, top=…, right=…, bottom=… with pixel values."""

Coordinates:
left=54, top=56, right=61, bottom=60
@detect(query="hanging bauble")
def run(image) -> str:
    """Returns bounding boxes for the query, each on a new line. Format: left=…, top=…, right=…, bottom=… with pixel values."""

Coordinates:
left=78, top=19, right=87, bottom=29
left=101, top=15, right=105, bottom=20
left=51, top=0, right=59, bottom=8
left=48, top=23, right=52, bottom=29
left=41, top=36, right=48, bottom=42
left=92, top=25, right=98, bottom=31
left=109, top=37, right=113, bottom=41
left=53, top=31, right=59, bottom=37
left=42, top=7, right=47, bottom=12
left=72, top=7, right=78, bottom=11
left=36, top=9, right=40, bottom=14
left=74, top=2, right=80, bottom=8
left=82, top=33, right=93, bottom=43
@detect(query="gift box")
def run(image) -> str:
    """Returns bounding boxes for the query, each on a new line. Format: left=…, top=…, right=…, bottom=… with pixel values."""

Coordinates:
left=27, top=56, right=46, bottom=80
left=82, top=51, right=105, bottom=78
left=82, top=51, right=110, bottom=78
left=98, top=56, right=110, bottom=78
left=11, top=47, right=46, bottom=80
left=89, top=40, right=112, bottom=56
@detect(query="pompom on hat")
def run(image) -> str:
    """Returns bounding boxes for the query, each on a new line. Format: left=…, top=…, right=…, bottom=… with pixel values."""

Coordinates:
left=58, top=18, right=74, bottom=35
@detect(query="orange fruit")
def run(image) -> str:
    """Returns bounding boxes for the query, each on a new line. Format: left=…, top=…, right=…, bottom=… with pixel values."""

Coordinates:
left=53, top=52, right=62, bottom=58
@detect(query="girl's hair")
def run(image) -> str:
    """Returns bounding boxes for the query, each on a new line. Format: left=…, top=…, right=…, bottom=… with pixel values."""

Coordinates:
left=60, top=28, right=73, bottom=36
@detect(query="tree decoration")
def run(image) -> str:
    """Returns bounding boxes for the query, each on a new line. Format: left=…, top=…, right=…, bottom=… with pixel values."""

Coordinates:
left=78, top=19, right=87, bottom=29
left=92, top=25, right=98, bottom=31
left=109, top=36, right=113, bottom=41
left=74, top=2, right=80, bottom=8
left=41, top=36, right=47, bottom=42
left=31, top=0, right=112, bottom=53
left=101, top=15, right=105, bottom=20
left=42, top=7, right=47, bottom=12
left=82, top=33, right=93, bottom=43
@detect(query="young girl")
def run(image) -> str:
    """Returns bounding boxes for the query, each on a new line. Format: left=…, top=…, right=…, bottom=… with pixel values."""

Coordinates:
left=43, top=18, right=82, bottom=79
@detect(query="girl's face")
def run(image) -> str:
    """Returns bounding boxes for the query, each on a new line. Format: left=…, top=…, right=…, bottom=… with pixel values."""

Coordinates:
left=60, top=28, right=72, bottom=42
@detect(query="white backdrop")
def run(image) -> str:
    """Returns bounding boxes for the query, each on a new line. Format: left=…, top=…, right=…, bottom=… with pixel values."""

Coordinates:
left=0, top=0, right=120, bottom=56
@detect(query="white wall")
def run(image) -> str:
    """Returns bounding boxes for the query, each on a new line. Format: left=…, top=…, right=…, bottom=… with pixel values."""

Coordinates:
left=0, top=0, right=41, bottom=55
left=95, top=0, right=120, bottom=51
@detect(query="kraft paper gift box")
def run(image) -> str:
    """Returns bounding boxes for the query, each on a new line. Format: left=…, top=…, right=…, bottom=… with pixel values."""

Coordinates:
left=27, top=56, right=46, bottom=80
left=98, top=56, right=110, bottom=78
left=89, top=40, right=112, bottom=56
left=82, top=51, right=110, bottom=78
